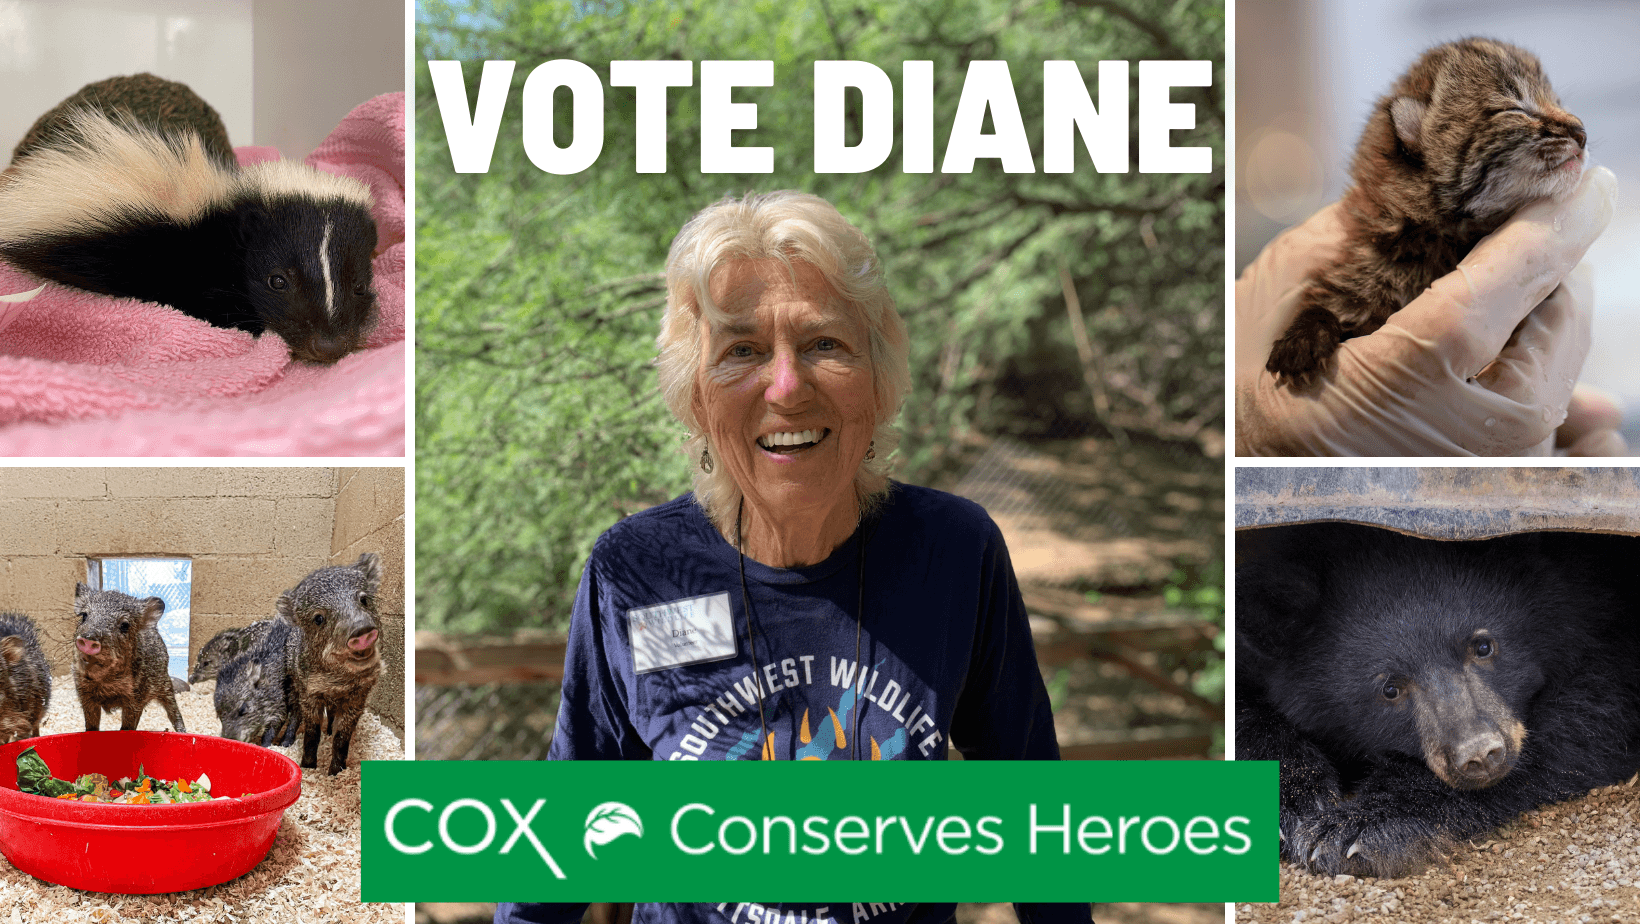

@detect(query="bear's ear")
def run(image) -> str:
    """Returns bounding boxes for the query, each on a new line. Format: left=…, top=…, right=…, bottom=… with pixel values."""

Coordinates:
left=1235, top=554, right=1324, bottom=668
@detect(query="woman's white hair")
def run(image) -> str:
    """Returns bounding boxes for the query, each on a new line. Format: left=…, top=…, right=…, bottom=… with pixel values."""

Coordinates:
left=656, top=190, right=911, bottom=535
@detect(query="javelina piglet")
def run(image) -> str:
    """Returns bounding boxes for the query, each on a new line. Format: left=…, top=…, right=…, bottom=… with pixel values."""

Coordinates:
left=279, top=553, right=382, bottom=774
left=213, top=619, right=298, bottom=747
left=72, top=584, right=186, bottom=732
left=190, top=618, right=273, bottom=683
left=0, top=612, right=50, bottom=743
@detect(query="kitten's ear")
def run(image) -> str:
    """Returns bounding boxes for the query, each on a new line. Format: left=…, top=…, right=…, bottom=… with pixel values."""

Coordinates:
left=1390, top=97, right=1426, bottom=151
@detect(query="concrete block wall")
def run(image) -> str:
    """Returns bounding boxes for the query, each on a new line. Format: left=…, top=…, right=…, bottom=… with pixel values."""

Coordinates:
left=0, top=469, right=336, bottom=673
left=332, top=467, right=406, bottom=732
left=190, top=470, right=339, bottom=672
left=0, top=468, right=405, bottom=731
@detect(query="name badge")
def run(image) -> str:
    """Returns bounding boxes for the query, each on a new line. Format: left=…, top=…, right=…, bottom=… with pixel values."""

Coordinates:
left=627, top=593, right=737, bottom=673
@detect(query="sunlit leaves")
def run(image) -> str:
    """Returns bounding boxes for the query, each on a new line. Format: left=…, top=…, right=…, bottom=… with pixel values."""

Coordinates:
left=415, top=0, right=1223, bottom=633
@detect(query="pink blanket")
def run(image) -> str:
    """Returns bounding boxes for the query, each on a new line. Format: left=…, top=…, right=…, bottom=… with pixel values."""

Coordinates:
left=0, top=92, right=406, bottom=456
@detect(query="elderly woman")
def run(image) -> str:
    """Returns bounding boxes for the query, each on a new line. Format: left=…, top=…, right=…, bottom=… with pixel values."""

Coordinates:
left=498, top=192, right=1086, bottom=924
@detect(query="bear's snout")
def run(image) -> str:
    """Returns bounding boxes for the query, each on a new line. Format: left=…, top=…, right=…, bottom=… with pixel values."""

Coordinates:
left=1450, top=730, right=1510, bottom=787
left=1415, top=669, right=1523, bottom=790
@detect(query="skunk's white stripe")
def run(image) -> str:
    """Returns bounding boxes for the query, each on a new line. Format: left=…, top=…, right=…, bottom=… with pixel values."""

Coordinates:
left=0, top=110, right=374, bottom=249
left=319, top=217, right=336, bottom=316
left=237, top=160, right=375, bottom=211
left=0, top=110, right=235, bottom=241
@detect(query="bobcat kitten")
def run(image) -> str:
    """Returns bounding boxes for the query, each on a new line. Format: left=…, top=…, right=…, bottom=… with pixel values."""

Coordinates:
left=1266, top=39, right=1587, bottom=385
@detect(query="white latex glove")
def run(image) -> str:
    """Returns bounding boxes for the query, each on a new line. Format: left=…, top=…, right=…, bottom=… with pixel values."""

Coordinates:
left=1236, top=166, right=1619, bottom=457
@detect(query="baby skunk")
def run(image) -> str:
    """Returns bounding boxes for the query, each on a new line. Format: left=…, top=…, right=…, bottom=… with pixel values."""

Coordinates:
left=0, top=103, right=378, bottom=364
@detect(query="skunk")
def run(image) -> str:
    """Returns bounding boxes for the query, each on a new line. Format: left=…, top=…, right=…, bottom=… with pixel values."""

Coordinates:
left=0, top=109, right=379, bottom=364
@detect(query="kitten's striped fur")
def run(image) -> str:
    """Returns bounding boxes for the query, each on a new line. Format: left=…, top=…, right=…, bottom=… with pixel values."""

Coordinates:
left=1267, top=39, right=1587, bottom=385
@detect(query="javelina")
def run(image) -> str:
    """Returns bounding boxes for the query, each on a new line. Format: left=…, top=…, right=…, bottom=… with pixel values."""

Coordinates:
left=213, top=620, right=298, bottom=746
left=190, top=619, right=273, bottom=683
left=0, top=612, right=49, bottom=743
left=279, top=553, right=383, bottom=774
left=72, top=584, right=186, bottom=733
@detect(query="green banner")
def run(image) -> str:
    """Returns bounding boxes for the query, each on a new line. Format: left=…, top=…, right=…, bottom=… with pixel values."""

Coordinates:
left=362, top=761, right=1276, bottom=903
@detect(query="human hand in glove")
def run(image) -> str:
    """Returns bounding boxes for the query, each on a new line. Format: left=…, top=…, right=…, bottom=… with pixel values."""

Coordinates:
left=1235, top=166, right=1620, bottom=457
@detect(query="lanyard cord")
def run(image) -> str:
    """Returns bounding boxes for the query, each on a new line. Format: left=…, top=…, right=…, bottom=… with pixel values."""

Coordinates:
left=852, top=522, right=864, bottom=759
left=735, top=497, right=773, bottom=759
left=736, top=496, right=867, bottom=761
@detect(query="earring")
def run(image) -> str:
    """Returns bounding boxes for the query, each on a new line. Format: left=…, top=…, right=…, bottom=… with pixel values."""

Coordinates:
left=700, top=446, right=714, bottom=473
left=865, top=441, right=875, bottom=462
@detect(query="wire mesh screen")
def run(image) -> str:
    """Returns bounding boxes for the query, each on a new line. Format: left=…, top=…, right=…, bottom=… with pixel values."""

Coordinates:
left=416, top=681, right=560, bottom=761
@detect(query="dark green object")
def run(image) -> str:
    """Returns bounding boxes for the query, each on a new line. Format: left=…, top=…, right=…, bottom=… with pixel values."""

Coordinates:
left=15, top=747, right=74, bottom=798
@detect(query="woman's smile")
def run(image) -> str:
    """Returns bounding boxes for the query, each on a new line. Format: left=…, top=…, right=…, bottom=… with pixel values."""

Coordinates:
left=757, top=427, right=830, bottom=456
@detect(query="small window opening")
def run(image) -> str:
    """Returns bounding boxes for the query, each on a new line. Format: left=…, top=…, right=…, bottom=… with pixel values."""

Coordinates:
left=87, top=558, right=192, bottom=682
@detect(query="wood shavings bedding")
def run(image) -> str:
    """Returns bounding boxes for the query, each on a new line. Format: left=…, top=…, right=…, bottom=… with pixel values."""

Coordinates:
left=0, top=678, right=405, bottom=923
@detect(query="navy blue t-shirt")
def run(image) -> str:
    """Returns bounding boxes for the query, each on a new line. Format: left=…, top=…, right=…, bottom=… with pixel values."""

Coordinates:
left=499, top=484, right=1088, bottom=924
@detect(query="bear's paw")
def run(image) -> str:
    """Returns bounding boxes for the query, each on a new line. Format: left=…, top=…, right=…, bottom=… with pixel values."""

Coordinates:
left=1284, top=794, right=1453, bottom=879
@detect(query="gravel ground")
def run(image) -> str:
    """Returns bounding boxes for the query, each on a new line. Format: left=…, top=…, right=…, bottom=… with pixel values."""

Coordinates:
left=0, top=677, right=405, bottom=923
left=1236, top=776, right=1640, bottom=923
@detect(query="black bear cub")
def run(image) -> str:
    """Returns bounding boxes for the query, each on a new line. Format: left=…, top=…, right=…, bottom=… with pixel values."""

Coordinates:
left=1237, top=523, right=1640, bottom=878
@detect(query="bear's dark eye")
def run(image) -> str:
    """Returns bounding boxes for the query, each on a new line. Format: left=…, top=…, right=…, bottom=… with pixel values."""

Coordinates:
left=268, top=274, right=289, bottom=291
left=359, top=593, right=370, bottom=608
left=118, top=621, right=130, bottom=633
left=1381, top=682, right=1401, bottom=701
left=1473, top=638, right=1494, bottom=659
left=314, top=612, right=325, bottom=625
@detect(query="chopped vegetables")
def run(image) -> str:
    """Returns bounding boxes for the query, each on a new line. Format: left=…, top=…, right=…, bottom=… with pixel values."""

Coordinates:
left=16, top=748, right=222, bottom=803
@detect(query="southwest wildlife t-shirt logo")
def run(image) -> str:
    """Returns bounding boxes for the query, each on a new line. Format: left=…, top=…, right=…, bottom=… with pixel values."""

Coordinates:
left=584, top=802, right=644, bottom=858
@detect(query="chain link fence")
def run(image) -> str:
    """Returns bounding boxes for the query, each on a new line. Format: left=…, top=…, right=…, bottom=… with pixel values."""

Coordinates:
left=416, top=681, right=560, bottom=761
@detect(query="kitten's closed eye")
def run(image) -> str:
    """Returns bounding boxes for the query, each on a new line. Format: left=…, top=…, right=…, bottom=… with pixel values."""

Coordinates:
left=1457, top=102, right=1585, bottom=221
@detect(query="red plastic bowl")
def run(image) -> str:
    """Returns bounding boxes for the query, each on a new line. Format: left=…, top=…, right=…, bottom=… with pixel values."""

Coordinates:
left=0, top=731, right=301, bottom=894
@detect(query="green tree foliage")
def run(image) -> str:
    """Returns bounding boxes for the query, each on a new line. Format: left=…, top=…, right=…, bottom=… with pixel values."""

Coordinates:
left=416, top=0, right=1224, bottom=633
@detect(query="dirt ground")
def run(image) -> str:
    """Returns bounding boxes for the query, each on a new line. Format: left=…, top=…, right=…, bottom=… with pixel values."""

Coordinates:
left=934, top=435, right=1221, bottom=594
left=1236, top=776, right=1640, bottom=923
